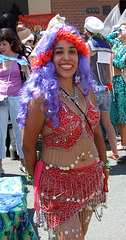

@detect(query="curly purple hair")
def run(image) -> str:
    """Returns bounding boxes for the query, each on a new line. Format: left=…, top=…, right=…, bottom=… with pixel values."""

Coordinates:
left=17, top=23, right=91, bottom=127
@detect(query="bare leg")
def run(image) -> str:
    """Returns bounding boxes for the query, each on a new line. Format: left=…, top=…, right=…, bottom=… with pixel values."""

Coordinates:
left=79, top=209, right=93, bottom=238
left=55, top=213, right=84, bottom=240
left=100, top=112, right=118, bottom=155
left=116, top=123, right=126, bottom=146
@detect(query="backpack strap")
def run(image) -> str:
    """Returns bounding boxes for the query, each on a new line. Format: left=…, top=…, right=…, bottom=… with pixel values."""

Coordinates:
left=17, top=54, right=26, bottom=83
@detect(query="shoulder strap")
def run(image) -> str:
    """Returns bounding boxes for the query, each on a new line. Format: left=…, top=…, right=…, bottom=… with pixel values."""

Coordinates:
left=17, top=54, right=26, bottom=83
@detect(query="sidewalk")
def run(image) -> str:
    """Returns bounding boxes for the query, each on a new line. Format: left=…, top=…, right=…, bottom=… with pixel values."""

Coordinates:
left=1, top=137, right=126, bottom=240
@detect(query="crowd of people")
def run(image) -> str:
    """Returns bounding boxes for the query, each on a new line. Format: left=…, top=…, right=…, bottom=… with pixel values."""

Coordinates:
left=0, top=6, right=126, bottom=240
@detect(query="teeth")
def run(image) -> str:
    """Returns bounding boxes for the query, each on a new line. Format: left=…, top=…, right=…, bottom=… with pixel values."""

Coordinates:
left=60, top=65, right=72, bottom=69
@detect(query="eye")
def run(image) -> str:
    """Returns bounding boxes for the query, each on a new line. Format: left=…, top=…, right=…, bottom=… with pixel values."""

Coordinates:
left=55, top=50, right=63, bottom=55
left=69, top=49, right=77, bottom=54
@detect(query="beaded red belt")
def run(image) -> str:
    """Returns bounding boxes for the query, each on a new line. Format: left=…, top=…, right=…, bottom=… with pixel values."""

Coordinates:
left=34, top=160, right=107, bottom=229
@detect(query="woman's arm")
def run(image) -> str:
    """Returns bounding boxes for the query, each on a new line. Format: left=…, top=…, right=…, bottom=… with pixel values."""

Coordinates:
left=22, top=96, right=46, bottom=177
left=88, top=88, right=107, bottom=165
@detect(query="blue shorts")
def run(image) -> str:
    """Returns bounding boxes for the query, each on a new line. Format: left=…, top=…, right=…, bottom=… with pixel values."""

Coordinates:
left=95, top=92, right=111, bottom=112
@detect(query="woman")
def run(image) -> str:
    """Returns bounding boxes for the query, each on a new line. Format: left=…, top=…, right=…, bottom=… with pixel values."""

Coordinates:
left=18, top=24, right=109, bottom=240
left=106, top=23, right=126, bottom=151
left=0, top=28, right=29, bottom=175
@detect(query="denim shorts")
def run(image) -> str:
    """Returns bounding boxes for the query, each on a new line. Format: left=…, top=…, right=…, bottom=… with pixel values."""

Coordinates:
left=95, top=91, right=111, bottom=112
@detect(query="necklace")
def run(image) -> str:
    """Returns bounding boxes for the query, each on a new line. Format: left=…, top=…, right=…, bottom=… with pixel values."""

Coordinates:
left=60, top=85, right=79, bottom=105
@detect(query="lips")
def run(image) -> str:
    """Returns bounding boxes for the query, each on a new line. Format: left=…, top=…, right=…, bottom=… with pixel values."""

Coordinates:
left=60, top=63, right=73, bottom=70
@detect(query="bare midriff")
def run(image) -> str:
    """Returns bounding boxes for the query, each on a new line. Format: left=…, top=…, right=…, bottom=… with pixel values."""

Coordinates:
left=40, top=135, right=99, bottom=169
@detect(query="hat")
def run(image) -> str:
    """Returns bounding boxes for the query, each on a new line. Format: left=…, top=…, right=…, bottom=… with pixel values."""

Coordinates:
left=46, top=14, right=66, bottom=32
left=85, top=16, right=104, bottom=34
left=22, top=33, right=34, bottom=45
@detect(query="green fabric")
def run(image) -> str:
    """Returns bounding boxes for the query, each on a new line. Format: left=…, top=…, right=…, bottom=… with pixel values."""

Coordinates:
left=0, top=177, right=38, bottom=240
left=110, top=76, right=126, bottom=124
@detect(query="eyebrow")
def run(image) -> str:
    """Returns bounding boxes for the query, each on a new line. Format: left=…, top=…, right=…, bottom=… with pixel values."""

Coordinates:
left=54, top=46, right=76, bottom=50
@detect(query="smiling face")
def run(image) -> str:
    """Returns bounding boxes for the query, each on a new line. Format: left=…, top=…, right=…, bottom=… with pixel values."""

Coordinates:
left=53, top=39, right=78, bottom=82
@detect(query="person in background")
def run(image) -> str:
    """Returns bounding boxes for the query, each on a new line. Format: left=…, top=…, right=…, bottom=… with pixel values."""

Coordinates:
left=17, top=23, right=109, bottom=240
left=84, top=16, right=119, bottom=160
left=0, top=5, right=31, bottom=160
left=0, top=5, right=31, bottom=43
left=0, top=28, right=29, bottom=175
left=106, top=23, right=126, bottom=151
left=22, top=33, right=35, bottom=65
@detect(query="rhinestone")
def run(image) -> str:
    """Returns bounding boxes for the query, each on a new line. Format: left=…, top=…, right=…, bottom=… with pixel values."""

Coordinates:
left=46, top=196, right=49, bottom=199
left=77, top=199, right=80, bottom=203
left=53, top=196, right=56, bottom=199
left=41, top=193, right=44, bottom=196
left=64, top=139, right=66, bottom=142
left=71, top=164, right=74, bottom=168
left=77, top=156, right=80, bottom=160
left=76, top=228, right=79, bottom=232
left=88, top=151, right=91, bottom=154
left=65, top=230, right=68, bottom=235
left=56, top=141, right=58, bottom=143
left=49, top=164, right=53, bottom=167
left=66, top=167, right=69, bottom=170
left=72, top=229, right=75, bottom=232
left=75, top=160, right=78, bottom=164
left=82, top=199, right=84, bottom=202
left=81, top=152, right=85, bottom=156
left=75, top=234, right=79, bottom=238
left=70, top=133, right=72, bottom=135
left=90, top=154, right=93, bottom=158
left=72, top=197, right=75, bottom=201
left=66, top=198, right=70, bottom=202
left=60, top=166, right=63, bottom=170
left=46, top=166, right=49, bottom=170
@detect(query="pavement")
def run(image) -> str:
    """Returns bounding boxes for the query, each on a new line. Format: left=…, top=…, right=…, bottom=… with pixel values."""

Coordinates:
left=1, top=136, right=126, bottom=240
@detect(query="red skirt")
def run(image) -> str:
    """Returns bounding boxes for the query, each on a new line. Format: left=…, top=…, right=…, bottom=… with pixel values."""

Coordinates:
left=35, top=160, right=107, bottom=229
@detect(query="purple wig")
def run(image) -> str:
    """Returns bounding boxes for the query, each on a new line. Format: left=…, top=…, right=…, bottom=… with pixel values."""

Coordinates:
left=17, top=23, right=92, bottom=127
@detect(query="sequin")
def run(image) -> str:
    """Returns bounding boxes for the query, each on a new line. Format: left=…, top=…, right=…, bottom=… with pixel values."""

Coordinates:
left=65, top=230, right=68, bottom=235
left=71, top=164, right=74, bottom=168
left=53, top=196, right=56, bottom=199
left=66, top=198, right=70, bottom=202
left=49, top=164, right=53, bottom=167
left=81, top=152, right=85, bottom=156
left=75, top=160, right=78, bottom=164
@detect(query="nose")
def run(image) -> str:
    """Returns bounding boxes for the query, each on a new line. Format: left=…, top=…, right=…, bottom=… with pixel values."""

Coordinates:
left=63, top=51, right=70, bottom=60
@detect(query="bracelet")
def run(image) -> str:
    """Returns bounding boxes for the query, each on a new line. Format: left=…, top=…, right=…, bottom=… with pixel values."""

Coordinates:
left=106, top=168, right=110, bottom=173
left=26, top=171, right=34, bottom=184
left=105, top=160, right=111, bottom=172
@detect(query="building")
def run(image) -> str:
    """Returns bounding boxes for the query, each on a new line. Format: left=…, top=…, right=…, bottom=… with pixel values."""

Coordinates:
left=0, top=0, right=125, bottom=32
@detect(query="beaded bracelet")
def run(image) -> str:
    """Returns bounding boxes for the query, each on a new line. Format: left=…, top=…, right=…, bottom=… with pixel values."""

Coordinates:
left=105, top=160, right=111, bottom=173
left=26, top=171, right=34, bottom=184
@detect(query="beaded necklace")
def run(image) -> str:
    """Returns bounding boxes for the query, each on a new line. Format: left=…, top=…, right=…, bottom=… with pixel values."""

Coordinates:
left=60, top=85, right=79, bottom=105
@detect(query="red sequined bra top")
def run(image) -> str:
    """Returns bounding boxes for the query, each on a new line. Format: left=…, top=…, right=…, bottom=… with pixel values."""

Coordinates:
left=42, top=96, right=100, bottom=150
